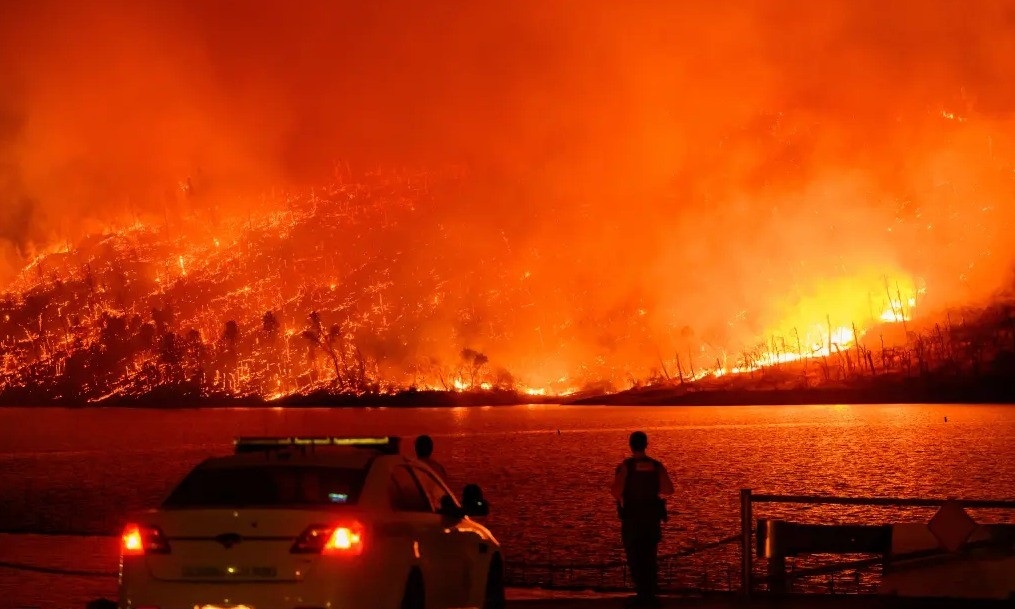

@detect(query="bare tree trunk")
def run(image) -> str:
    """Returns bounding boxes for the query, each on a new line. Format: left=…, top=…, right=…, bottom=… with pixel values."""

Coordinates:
left=794, top=327, right=806, bottom=375
left=879, top=332, right=888, bottom=373
left=852, top=323, right=866, bottom=376
left=896, top=282, right=909, bottom=336
left=883, top=278, right=897, bottom=323
left=326, top=347, right=341, bottom=385
left=656, top=350, right=671, bottom=382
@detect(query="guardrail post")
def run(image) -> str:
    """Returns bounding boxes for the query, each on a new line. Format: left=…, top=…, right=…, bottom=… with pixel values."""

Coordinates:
left=740, top=488, right=753, bottom=598
left=760, top=519, right=787, bottom=594
left=768, top=553, right=786, bottom=593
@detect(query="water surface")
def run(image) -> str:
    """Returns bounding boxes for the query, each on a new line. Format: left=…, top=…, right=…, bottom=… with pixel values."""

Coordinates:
left=1, top=403, right=1013, bottom=608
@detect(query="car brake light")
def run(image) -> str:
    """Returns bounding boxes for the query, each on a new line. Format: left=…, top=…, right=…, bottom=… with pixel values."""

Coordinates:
left=121, top=523, right=171, bottom=556
left=291, top=522, right=364, bottom=556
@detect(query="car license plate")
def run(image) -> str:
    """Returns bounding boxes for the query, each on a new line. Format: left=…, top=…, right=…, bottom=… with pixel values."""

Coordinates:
left=183, top=565, right=277, bottom=578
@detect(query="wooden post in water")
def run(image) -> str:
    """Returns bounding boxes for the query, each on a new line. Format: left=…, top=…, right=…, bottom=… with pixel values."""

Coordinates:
left=740, top=488, right=753, bottom=598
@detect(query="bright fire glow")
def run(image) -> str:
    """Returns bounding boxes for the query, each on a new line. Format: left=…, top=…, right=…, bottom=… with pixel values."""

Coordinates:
left=1, top=3, right=1014, bottom=402
left=0, top=183, right=970, bottom=402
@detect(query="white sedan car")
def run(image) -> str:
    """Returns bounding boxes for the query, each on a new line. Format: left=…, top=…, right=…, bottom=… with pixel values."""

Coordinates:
left=118, top=436, right=503, bottom=609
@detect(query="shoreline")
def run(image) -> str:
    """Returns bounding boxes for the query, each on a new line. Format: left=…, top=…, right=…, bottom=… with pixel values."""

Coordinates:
left=0, top=388, right=559, bottom=409
left=570, top=372, right=1015, bottom=406
left=2, top=380, right=1014, bottom=408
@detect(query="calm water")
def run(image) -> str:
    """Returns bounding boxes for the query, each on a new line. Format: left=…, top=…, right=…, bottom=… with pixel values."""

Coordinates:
left=1, top=404, right=1014, bottom=608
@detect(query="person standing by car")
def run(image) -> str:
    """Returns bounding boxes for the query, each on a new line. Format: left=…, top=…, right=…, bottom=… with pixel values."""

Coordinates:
left=611, top=431, right=674, bottom=606
left=414, top=434, right=448, bottom=480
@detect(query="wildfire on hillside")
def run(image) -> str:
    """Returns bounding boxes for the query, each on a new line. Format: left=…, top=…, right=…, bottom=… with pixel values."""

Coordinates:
left=0, top=166, right=945, bottom=403
left=2, top=2, right=1015, bottom=402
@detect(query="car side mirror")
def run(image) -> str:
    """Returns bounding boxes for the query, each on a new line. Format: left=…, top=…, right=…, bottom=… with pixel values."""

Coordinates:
left=461, top=483, right=489, bottom=517
left=438, top=494, right=465, bottom=521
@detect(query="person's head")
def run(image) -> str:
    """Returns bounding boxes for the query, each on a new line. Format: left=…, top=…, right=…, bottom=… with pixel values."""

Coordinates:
left=629, top=431, right=648, bottom=454
left=414, top=434, right=434, bottom=459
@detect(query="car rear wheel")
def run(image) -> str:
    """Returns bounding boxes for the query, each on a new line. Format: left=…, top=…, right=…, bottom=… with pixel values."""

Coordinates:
left=400, top=569, right=425, bottom=609
left=483, top=556, right=506, bottom=609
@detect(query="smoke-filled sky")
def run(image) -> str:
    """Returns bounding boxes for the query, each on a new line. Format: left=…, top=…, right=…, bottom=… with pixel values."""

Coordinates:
left=2, top=1, right=1015, bottom=381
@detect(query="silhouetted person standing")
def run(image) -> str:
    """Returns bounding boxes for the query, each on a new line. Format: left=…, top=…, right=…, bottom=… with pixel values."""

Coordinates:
left=611, top=431, right=674, bottom=606
left=414, top=434, right=448, bottom=480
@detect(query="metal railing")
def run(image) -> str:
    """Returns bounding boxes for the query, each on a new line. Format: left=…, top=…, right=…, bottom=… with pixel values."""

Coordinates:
left=738, top=489, right=1015, bottom=598
left=504, top=533, right=740, bottom=591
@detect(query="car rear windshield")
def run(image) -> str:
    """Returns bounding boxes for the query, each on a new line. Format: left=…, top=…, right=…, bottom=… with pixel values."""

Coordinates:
left=163, top=465, right=367, bottom=508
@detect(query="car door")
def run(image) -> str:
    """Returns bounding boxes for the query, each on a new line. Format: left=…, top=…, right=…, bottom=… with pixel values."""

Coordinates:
left=411, top=466, right=479, bottom=608
left=387, top=464, right=458, bottom=608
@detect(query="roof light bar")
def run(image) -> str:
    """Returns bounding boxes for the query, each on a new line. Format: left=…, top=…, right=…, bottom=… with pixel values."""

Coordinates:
left=233, top=436, right=401, bottom=454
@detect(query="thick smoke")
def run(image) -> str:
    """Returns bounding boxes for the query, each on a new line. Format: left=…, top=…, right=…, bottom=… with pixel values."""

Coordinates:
left=2, top=1, right=1014, bottom=382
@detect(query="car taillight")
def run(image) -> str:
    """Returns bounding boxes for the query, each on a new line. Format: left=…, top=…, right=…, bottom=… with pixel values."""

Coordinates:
left=291, top=522, right=364, bottom=556
left=120, top=523, right=171, bottom=556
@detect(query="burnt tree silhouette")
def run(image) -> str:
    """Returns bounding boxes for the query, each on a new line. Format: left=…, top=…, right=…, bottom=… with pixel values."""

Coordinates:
left=262, top=311, right=280, bottom=335
left=302, top=311, right=343, bottom=386
left=221, top=320, right=239, bottom=356
left=260, top=310, right=284, bottom=389
left=460, top=348, right=489, bottom=389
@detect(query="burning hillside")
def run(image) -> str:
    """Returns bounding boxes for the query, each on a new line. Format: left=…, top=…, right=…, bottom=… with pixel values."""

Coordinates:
left=2, top=2, right=1015, bottom=404
left=0, top=155, right=1010, bottom=405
